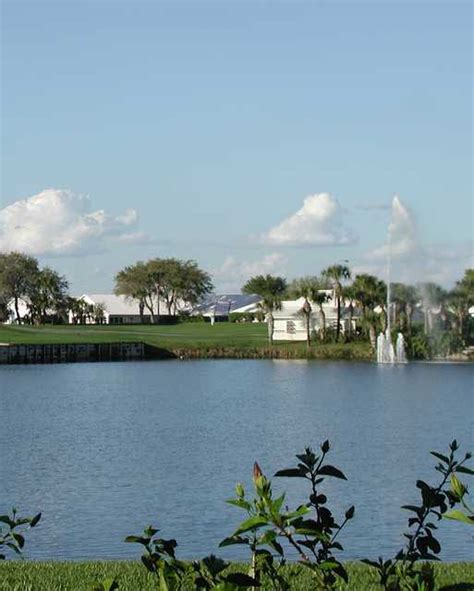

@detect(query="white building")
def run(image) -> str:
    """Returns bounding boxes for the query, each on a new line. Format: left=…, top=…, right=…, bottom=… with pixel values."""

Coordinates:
left=272, top=291, right=353, bottom=341
left=4, top=298, right=31, bottom=324
left=69, top=294, right=178, bottom=325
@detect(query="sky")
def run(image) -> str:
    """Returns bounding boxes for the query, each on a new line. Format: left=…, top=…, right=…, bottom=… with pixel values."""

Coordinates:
left=1, top=0, right=472, bottom=293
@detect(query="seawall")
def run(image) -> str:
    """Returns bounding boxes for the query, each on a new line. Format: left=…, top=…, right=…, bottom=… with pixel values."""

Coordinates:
left=0, top=342, right=147, bottom=364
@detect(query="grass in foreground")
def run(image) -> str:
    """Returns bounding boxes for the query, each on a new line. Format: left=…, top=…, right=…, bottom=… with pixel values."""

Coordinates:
left=0, top=324, right=373, bottom=359
left=1, top=561, right=473, bottom=590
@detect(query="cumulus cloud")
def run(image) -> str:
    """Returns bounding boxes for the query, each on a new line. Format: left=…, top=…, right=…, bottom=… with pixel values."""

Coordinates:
left=0, top=189, right=146, bottom=256
left=214, top=253, right=287, bottom=291
left=261, top=193, right=356, bottom=246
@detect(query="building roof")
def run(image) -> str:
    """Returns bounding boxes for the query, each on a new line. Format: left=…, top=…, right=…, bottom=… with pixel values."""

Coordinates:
left=191, top=294, right=262, bottom=316
left=80, top=294, right=143, bottom=316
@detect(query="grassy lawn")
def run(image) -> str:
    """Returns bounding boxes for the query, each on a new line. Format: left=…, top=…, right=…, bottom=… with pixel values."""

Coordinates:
left=0, top=324, right=373, bottom=359
left=0, top=561, right=472, bottom=590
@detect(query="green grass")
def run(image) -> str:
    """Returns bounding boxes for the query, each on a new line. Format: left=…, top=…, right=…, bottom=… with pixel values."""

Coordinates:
left=0, top=561, right=473, bottom=590
left=0, top=324, right=373, bottom=360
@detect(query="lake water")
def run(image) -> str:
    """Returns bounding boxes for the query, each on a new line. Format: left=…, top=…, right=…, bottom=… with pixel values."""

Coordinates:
left=0, top=360, right=473, bottom=562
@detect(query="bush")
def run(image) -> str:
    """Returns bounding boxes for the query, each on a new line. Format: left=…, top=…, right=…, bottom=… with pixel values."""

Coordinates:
left=229, top=313, right=257, bottom=323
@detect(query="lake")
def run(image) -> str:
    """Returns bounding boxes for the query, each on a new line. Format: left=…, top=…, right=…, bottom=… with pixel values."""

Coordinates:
left=0, top=360, right=472, bottom=562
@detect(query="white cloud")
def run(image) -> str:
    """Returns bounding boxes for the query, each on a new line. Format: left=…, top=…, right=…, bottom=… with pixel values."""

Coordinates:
left=213, top=253, right=287, bottom=291
left=261, top=193, right=357, bottom=246
left=0, top=188, right=146, bottom=256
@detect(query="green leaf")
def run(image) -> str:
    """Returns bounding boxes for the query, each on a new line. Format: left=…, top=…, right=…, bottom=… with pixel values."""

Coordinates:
left=224, top=572, right=260, bottom=587
left=456, top=466, right=474, bottom=475
left=274, top=468, right=306, bottom=478
left=444, top=509, right=474, bottom=525
left=285, top=505, right=310, bottom=520
left=30, top=513, right=41, bottom=528
left=219, top=536, right=249, bottom=547
left=124, top=535, right=150, bottom=545
left=430, top=451, right=450, bottom=464
left=318, top=560, right=339, bottom=570
left=317, top=465, right=347, bottom=480
left=11, top=533, right=24, bottom=549
left=232, top=516, right=269, bottom=536
left=0, top=516, right=13, bottom=528
left=272, top=493, right=285, bottom=514
left=401, top=505, right=423, bottom=517
left=258, top=530, right=277, bottom=545
left=226, top=498, right=252, bottom=511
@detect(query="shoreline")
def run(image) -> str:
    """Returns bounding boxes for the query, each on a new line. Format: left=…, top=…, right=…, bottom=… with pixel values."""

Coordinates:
left=0, top=341, right=377, bottom=364
left=1, top=341, right=473, bottom=364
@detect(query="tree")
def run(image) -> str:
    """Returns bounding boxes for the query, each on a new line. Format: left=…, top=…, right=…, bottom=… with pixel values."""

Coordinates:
left=288, top=276, right=330, bottom=347
left=115, top=261, right=156, bottom=323
left=115, top=258, right=213, bottom=324
left=67, top=297, right=94, bottom=324
left=242, top=275, right=287, bottom=344
left=312, top=289, right=330, bottom=341
left=321, top=264, right=351, bottom=341
left=351, top=274, right=386, bottom=348
left=0, top=252, right=39, bottom=324
left=391, top=283, right=417, bottom=333
left=27, top=267, right=69, bottom=324
left=156, top=259, right=213, bottom=315
left=93, top=302, right=107, bottom=324
left=341, top=284, right=356, bottom=340
left=448, top=269, right=474, bottom=339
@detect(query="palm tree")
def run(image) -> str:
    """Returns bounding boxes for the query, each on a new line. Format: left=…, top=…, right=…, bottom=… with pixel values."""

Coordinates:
left=447, top=269, right=474, bottom=339
left=312, top=289, right=330, bottom=341
left=341, top=284, right=356, bottom=340
left=93, top=302, right=107, bottom=324
left=242, top=275, right=287, bottom=345
left=351, top=274, right=386, bottom=348
left=321, top=264, right=351, bottom=341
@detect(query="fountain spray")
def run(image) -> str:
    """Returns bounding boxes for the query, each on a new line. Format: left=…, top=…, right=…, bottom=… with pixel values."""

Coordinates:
left=376, top=195, right=407, bottom=363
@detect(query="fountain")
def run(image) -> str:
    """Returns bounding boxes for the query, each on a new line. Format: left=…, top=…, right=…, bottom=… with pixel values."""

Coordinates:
left=376, top=195, right=407, bottom=364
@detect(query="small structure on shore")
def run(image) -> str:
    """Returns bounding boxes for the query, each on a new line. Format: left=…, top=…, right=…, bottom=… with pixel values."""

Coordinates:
left=272, top=291, right=356, bottom=342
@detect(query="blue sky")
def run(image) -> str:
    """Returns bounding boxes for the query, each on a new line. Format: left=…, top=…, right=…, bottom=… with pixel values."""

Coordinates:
left=1, top=1, right=472, bottom=292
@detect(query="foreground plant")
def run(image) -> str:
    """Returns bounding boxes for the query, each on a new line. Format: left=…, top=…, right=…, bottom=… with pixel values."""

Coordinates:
left=444, top=471, right=474, bottom=526
left=362, top=440, right=473, bottom=590
left=221, top=441, right=354, bottom=590
left=0, top=508, right=41, bottom=560
left=125, top=525, right=189, bottom=590
left=125, top=525, right=259, bottom=590
left=274, top=441, right=355, bottom=588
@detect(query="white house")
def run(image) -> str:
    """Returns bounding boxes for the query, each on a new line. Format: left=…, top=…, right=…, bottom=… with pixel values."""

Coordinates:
left=69, top=294, right=179, bottom=325
left=272, top=291, right=353, bottom=341
left=4, top=298, right=31, bottom=324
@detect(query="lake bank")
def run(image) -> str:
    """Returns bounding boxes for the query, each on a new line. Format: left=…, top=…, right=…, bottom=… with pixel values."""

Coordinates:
left=0, top=323, right=374, bottom=362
